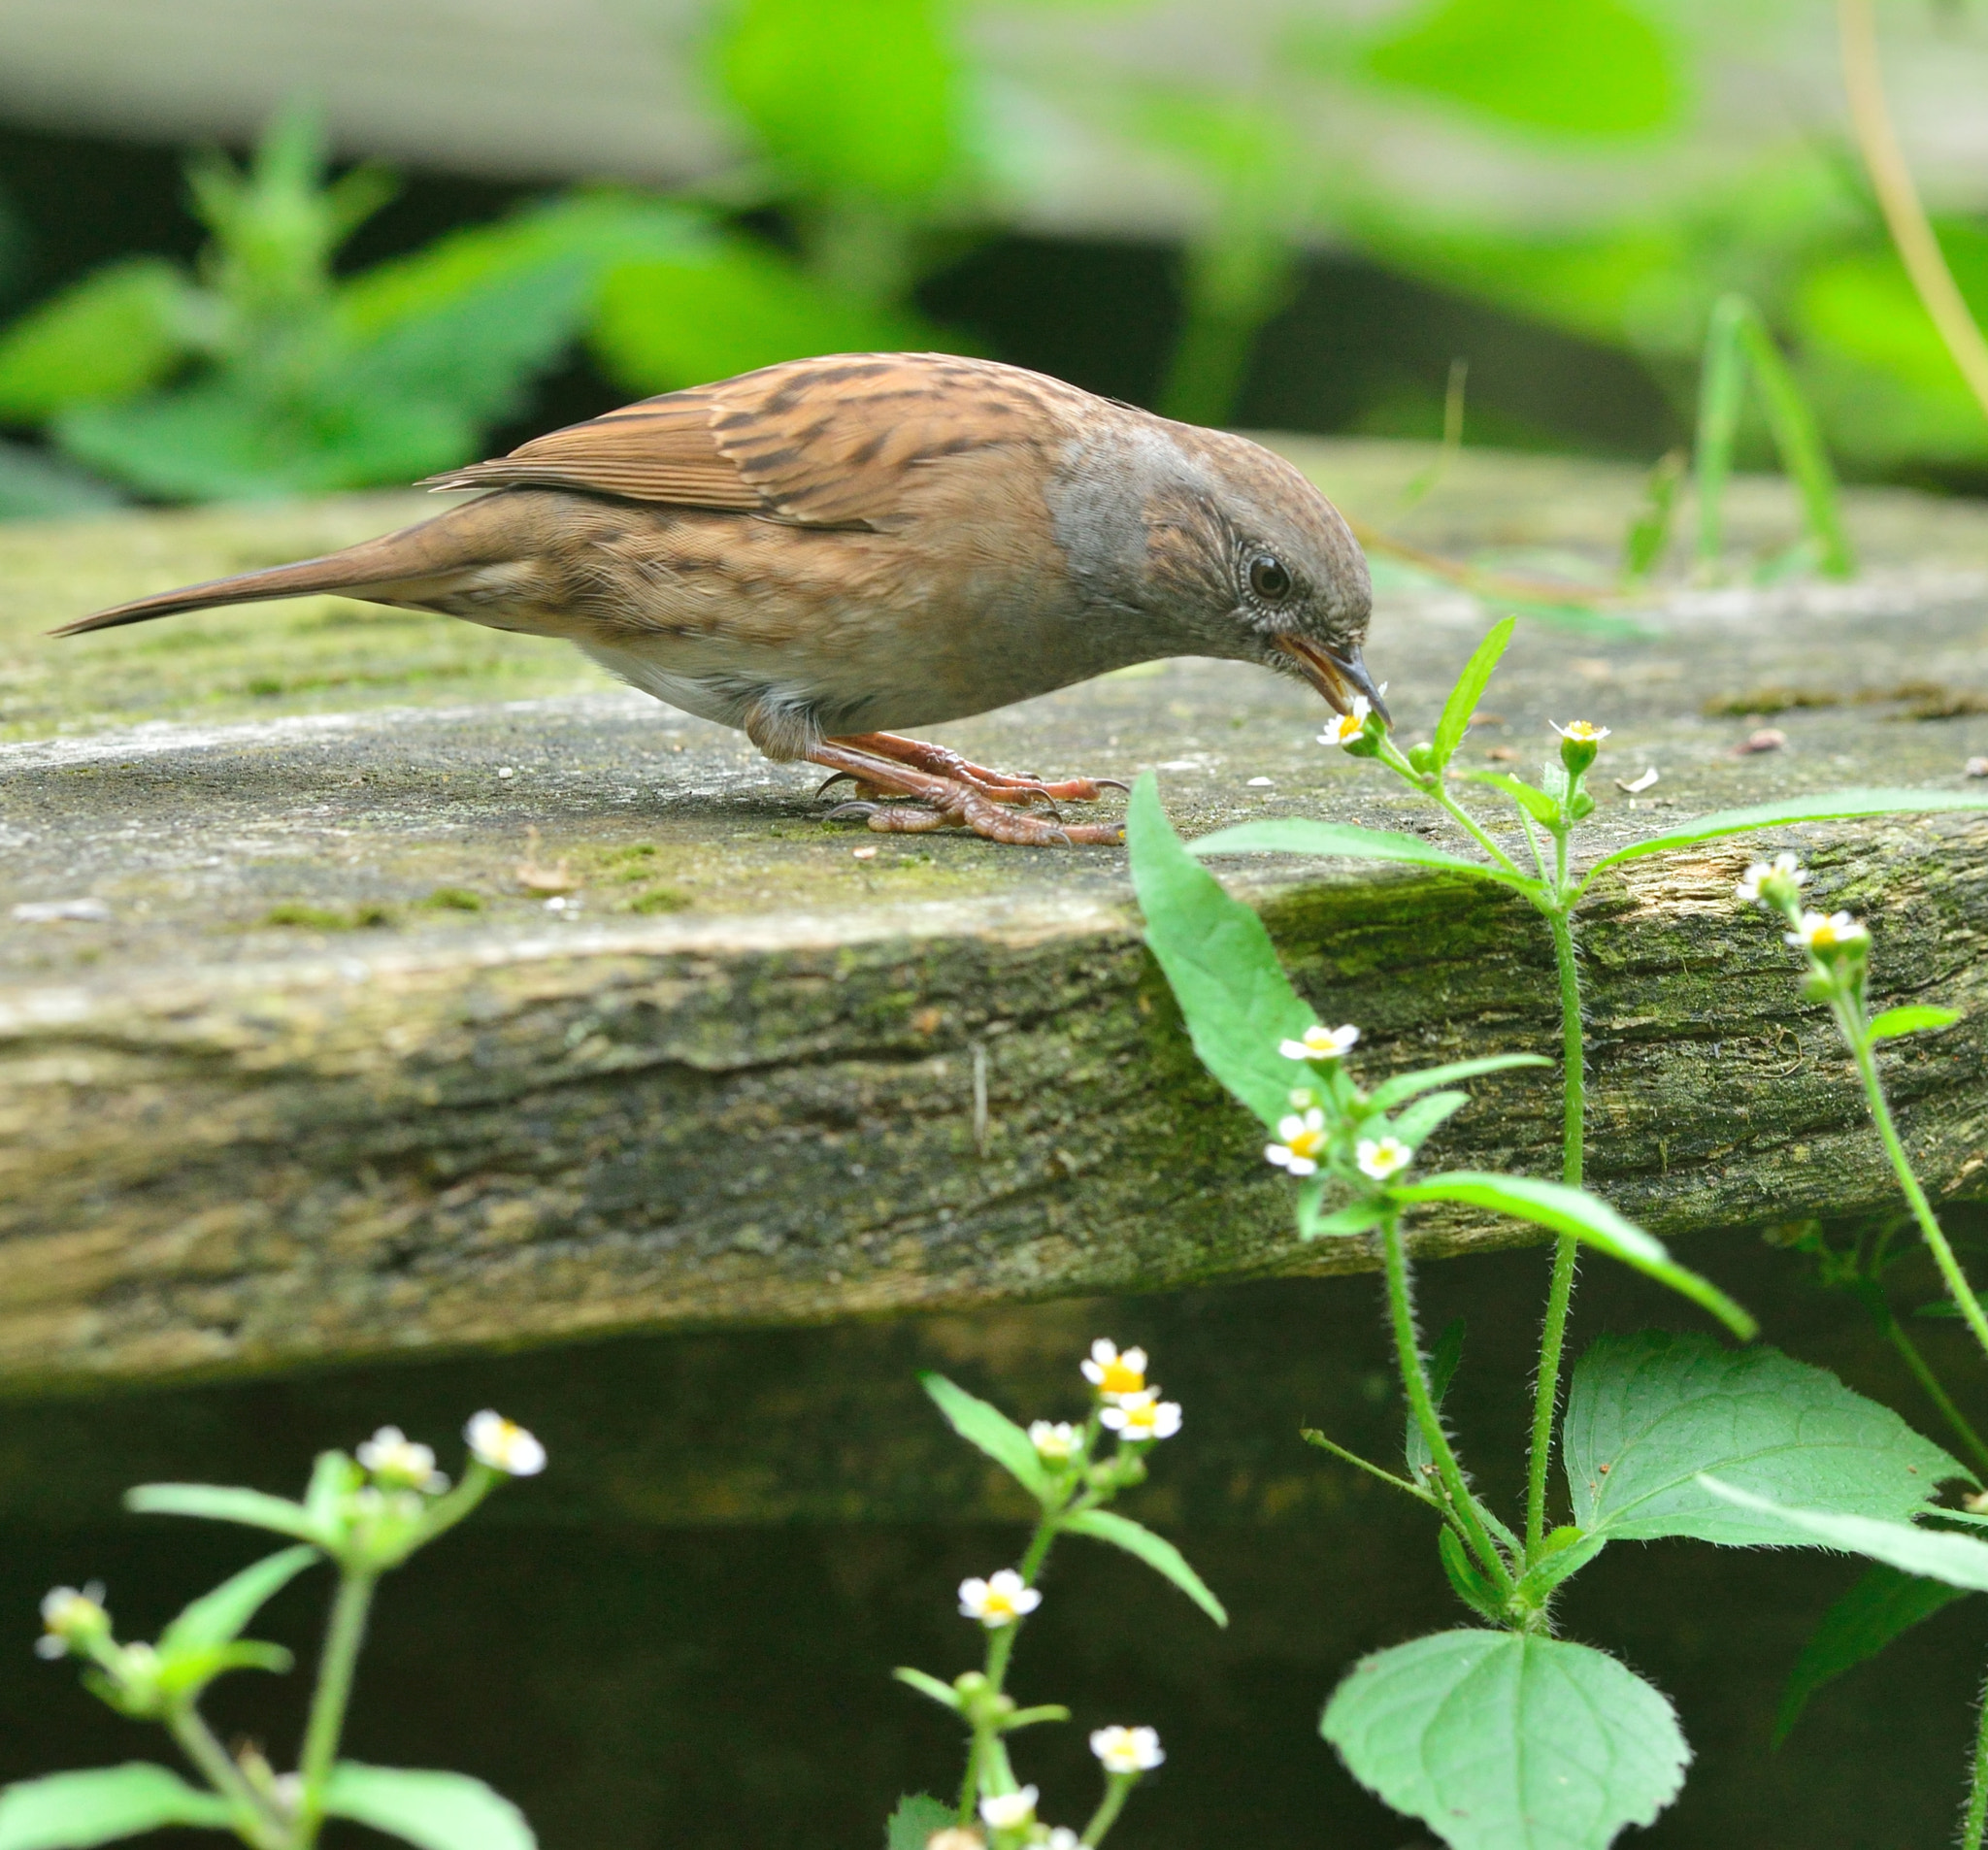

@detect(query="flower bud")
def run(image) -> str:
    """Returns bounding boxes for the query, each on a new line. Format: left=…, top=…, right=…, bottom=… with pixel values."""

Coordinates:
left=1552, top=719, right=1609, bottom=777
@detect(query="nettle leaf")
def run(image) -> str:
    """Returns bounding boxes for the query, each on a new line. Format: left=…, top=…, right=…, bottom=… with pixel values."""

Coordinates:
left=1868, top=1005, right=1963, bottom=1042
left=1391, top=1173, right=1755, bottom=1338
left=1059, top=1508, right=1228, bottom=1626
left=1564, top=1335, right=1959, bottom=1544
left=1431, top=618, right=1514, bottom=771
left=1322, top=1629, right=1689, bottom=1850
left=322, top=1764, right=533, bottom=1850
left=1775, top=1563, right=1969, bottom=1745
left=158, top=1544, right=318, bottom=1655
left=1581, top=789, right=1988, bottom=887
left=1366, top=1053, right=1549, bottom=1111
left=1189, top=817, right=1530, bottom=893
left=886, top=1794, right=955, bottom=1850
left=918, top=1373, right=1050, bottom=1501
left=0, top=1763, right=233, bottom=1850
left=1128, top=774, right=1315, bottom=1127
left=124, top=1483, right=325, bottom=1544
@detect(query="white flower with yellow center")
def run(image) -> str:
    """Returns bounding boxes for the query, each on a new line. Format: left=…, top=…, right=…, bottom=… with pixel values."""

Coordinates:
left=1099, top=1392, right=1182, bottom=1443
left=1356, top=1135, right=1413, bottom=1181
left=1090, top=1725, right=1166, bottom=1775
left=1266, top=1107, right=1329, bottom=1176
left=464, top=1410, right=547, bottom=1477
left=1735, top=851, right=1806, bottom=906
left=958, top=1569, right=1041, bottom=1629
left=36, top=1583, right=107, bottom=1660
left=1551, top=719, right=1610, bottom=743
left=1081, top=1339, right=1148, bottom=1402
left=1317, top=696, right=1373, bottom=749
left=1785, top=910, right=1869, bottom=954
left=1279, top=1022, right=1360, bottom=1063
left=1028, top=1420, right=1079, bottom=1463
left=977, top=1787, right=1039, bottom=1832
left=356, top=1426, right=448, bottom=1494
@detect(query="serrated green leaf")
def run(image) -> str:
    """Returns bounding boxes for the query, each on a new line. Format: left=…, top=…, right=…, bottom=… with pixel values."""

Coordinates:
left=1385, top=1090, right=1470, bottom=1149
left=1391, top=1173, right=1756, bottom=1338
left=322, top=1764, right=533, bottom=1850
left=1868, top=1005, right=1963, bottom=1042
left=1060, top=1508, right=1227, bottom=1625
left=1366, top=1053, right=1550, bottom=1111
left=1128, top=774, right=1317, bottom=1127
left=0, top=1764, right=234, bottom=1849
left=1774, top=1563, right=1969, bottom=1745
left=886, top=1793, right=955, bottom=1850
left=1457, top=768, right=1563, bottom=828
left=892, top=1667, right=963, bottom=1713
left=1322, top=1629, right=1689, bottom=1850
left=159, top=1544, right=318, bottom=1655
left=1188, top=817, right=1529, bottom=892
left=1563, top=1335, right=1959, bottom=1544
left=919, top=1372, right=1050, bottom=1500
left=124, top=1483, right=324, bottom=1543
left=1581, top=790, right=1988, bottom=887
left=1431, top=618, right=1515, bottom=770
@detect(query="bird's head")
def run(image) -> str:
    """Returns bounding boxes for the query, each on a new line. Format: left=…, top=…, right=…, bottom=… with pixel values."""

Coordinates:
left=1050, top=417, right=1381, bottom=721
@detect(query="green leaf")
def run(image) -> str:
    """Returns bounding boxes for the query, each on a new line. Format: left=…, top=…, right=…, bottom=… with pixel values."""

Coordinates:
left=1868, top=1005, right=1963, bottom=1042
left=1431, top=618, right=1514, bottom=771
left=1188, top=817, right=1529, bottom=892
left=919, top=1372, right=1050, bottom=1500
left=886, top=1794, right=955, bottom=1850
left=0, top=1765, right=234, bottom=1849
left=1455, top=769, right=1563, bottom=828
left=1698, top=1478, right=1988, bottom=1594
left=1391, top=1173, right=1756, bottom=1338
left=1564, top=1334, right=1960, bottom=1544
left=1513, top=1527, right=1609, bottom=1603
left=1060, top=1508, right=1227, bottom=1626
left=1366, top=1053, right=1550, bottom=1111
left=153, top=1641, right=293, bottom=1699
left=1384, top=1090, right=1470, bottom=1149
left=1774, top=1564, right=1969, bottom=1745
left=1582, top=790, right=1988, bottom=884
left=124, top=1483, right=324, bottom=1543
left=159, top=1544, right=318, bottom=1655
left=1436, top=1525, right=1504, bottom=1623
left=1322, top=1629, right=1689, bottom=1850
left=1127, top=774, right=1317, bottom=1127
left=321, top=1764, right=533, bottom=1850
left=1306, top=1197, right=1390, bottom=1239
left=891, top=1667, right=963, bottom=1713
left=0, top=260, right=193, bottom=423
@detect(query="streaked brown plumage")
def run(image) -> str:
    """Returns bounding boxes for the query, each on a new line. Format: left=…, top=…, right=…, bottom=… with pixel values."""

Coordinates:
left=56, top=352, right=1378, bottom=845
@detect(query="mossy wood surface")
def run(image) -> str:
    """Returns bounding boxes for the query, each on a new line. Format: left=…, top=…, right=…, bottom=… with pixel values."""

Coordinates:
left=6, top=440, right=1988, bottom=1392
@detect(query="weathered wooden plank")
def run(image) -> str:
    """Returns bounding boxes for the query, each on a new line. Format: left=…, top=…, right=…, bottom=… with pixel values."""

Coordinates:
left=5, top=441, right=1988, bottom=1391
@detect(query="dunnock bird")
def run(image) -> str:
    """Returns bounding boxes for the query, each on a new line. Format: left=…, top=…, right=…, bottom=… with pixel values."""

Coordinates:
left=56, top=352, right=1378, bottom=845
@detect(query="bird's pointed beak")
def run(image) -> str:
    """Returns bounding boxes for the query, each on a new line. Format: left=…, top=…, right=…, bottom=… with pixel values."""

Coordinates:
left=1275, top=636, right=1391, bottom=725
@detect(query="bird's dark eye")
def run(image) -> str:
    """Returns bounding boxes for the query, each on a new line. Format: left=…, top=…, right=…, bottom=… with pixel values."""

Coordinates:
left=1248, top=554, right=1292, bottom=602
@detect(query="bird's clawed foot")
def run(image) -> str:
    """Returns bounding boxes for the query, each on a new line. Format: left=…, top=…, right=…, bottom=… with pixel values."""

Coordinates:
left=811, top=738, right=1124, bottom=846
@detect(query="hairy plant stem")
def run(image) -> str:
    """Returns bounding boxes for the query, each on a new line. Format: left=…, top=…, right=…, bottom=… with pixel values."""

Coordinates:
left=1381, top=1208, right=1512, bottom=1593
left=168, top=1704, right=287, bottom=1850
left=1080, top=1773, right=1138, bottom=1847
left=1854, top=1280, right=1988, bottom=1479
left=294, top=1569, right=375, bottom=1842
left=1840, top=1006, right=1988, bottom=1363
left=956, top=1513, right=1062, bottom=1824
left=1967, top=1667, right=1988, bottom=1850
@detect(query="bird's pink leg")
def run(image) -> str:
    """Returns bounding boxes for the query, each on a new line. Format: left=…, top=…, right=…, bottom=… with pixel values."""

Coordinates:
left=807, top=742, right=1122, bottom=846
left=831, top=732, right=1127, bottom=805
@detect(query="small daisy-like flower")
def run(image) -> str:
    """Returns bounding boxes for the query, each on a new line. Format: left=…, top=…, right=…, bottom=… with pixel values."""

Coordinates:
left=1356, top=1135, right=1414, bottom=1181
left=355, top=1426, right=448, bottom=1494
left=1785, top=910, right=1869, bottom=954
left=1551, top=720, right=1610, bottom=743
left=1090, top=1725, right=1166, bottom=1775
left=958, top=1569, right=1042, bottom=1629
left=978, top=1787, right=1039, bottom=1832
left=1736, top=851, right=1806, bottom=906
left=1081, top=1339, right=1148, bottom=1402
left=1279, top=1022, right=1360, bottom=1063
left=1046, top=1830, right=1081, bottom=1850
left=37, top=1583, right=108, bottom=1660
left=464, top=1410, right=547, bottom=1477
left=1099, top=1392, right=1183, bottom=1443
left=1317, top=696, right=1373, bottom=749
left=1029, top=1420, right=1079, bottom=1463
left=1265, top=1107, right=1328, bottom=1176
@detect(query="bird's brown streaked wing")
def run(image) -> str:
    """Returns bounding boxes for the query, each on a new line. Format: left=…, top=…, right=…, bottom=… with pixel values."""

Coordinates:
left=420, top=352, right=1078, bottom=530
